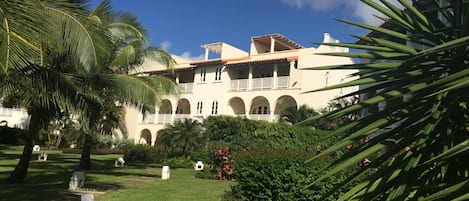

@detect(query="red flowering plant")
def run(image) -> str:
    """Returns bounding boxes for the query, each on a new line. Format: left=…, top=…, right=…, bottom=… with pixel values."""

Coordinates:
left=212, top=146, right=234, bottom=180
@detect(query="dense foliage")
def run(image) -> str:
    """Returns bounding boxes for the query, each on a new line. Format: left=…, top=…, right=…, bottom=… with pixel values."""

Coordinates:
left=123, top=144, right=166, bottom=164
left=303, top=0, right=469, bottom=200
left=0, top=126, right=25, bottom=145
left=203, top=115, right=329, bottom=152
left=224, top=149, right=354, bottom=201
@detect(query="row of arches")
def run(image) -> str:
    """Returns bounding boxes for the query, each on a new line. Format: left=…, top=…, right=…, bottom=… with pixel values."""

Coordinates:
left=155, top=95, right=298, bottom=117
left=228, top=95, right=297, bottom=116
left=138, top=95, right=299, bottom=145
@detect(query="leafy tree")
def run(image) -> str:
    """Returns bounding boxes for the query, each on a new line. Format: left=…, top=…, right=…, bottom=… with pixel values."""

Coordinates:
left=156, top=118, right=205, bottom=157
left=77, top=0, right=178, bottom=170
left=2, top=0, right=108, bottom=183
left=279, top=104, right=319, bottom=125
left=303, top=0, right=469, bottom=200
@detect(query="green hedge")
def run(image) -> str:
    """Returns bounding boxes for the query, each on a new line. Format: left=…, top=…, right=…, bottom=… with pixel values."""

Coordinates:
left=61, top=148, right=124, bottom=155
left=0, top=126, right=25, bottom=145
left=203, top=115, right=329, bottom=152
left=123, top=144, right=166, bottom=163
left=224, top=148, right=353, bottom=201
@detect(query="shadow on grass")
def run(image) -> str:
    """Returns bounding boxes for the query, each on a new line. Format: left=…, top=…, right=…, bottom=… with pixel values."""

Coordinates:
left=0, top=146, right=160, bottom=201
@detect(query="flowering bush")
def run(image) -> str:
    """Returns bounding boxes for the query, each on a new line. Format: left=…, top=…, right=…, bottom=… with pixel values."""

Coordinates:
left=212, top=146, right=234, bottom=180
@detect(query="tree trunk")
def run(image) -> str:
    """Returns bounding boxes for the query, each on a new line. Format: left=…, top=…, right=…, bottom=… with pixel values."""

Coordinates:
left=7, top=113, right=40, bottom=183
left=79, top=130, right=93, bottom=170
left=118, top=120, right=128, bottom=139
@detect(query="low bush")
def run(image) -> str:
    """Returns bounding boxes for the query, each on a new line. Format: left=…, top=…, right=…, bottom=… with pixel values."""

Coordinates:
left=195, top=169, right=215, bottom=179
left=164, top=156, right=194, bottom=169
left=203, top=116, right=330, bottom=152
left=123, top=144, right=166, bottom=163
left=0, top=126, right=25, bottom=145
left=224, top=148, right=354, bottom=201
left=61, top=148, right=124, bottom=155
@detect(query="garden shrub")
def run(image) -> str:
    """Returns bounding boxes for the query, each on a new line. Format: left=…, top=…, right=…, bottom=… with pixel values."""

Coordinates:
left=0, top=126, right=25, bottom=145
left=195, top=169, right=214, bottom=179
left=224, top=148, right=353, bottom=201
left=164, top=156, right=194, bottom=168
left=212, top=146, right=233, bottom=180
left=203, top=115, right=330, bottom=152
left=61, top=148, right=124, bottom=155
left=123, top=144, right=165, bottom=163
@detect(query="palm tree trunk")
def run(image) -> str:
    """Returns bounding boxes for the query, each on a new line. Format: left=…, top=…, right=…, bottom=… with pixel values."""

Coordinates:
left=7, top=113, right=40, bottom=183
left=117, top=120, right=128, bottom=139
left=79, top=130, right=93, bottom=170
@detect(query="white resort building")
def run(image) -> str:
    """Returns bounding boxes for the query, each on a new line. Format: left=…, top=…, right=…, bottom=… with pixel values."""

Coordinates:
left=125, top=33, right=357, bottom=145
left=0, top=33, right=357, bottom=145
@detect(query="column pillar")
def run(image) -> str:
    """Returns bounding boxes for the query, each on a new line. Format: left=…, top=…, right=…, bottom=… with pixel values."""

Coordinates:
left=270, top=37, right=275, bottom=53
left=204, top=49, right=209, bottom=61
left=248, top=66, right=253, bottom=90
left=273, top=64, right=278, bottom=89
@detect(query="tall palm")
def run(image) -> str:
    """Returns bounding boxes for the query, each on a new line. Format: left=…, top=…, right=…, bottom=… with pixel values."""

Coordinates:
left=77, top=0, right=178, bottom=170
left=3, top=0, right=108, bottom=183
left=302, top=0, right=469, bottom=200
left=279, top=104, right=318, bottom=125
left=157, top=118, right=205, bottom=157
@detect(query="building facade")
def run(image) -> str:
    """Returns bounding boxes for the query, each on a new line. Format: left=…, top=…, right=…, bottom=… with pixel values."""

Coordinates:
left=125, top=33, right=358, bottom=145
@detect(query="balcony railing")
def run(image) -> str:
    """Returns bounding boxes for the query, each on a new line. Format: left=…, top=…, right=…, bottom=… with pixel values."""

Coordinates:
left=179, top=83, right=193, bottom=93
left=231, top=76, right=290, bottom=91
left=157, top=114, right=172, bottom=124
left=277, top=76, right=289, bottom=88
left=231, top=79, right=248, bottom=91
left=174, top=114, right=190, bottom=121
left=248, top=114, right=271, bottom=121
left=252, top=77, right=272, bottom=89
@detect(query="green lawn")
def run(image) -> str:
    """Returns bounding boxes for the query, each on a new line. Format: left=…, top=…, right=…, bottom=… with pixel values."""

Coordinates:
left=0, top=145, right=233, bottom=201
left=96, top=169, right=234, bottom=201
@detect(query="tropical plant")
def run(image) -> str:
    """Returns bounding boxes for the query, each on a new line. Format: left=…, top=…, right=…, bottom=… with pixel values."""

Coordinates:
left=2, top=0, right=108, bottom=183
left=77, top=0, right=178, bottom=170
left=156, top=118, right=206, bottom=157
left=302, top=0, right=469, bottom=200
left=279, top=104, right=319, bottom=125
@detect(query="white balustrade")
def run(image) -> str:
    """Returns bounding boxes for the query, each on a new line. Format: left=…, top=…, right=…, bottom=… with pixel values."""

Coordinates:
left=157, top=114, right=172, bottom=124
left=252, top=77, right=273, bottom=89
left=248, top=114, right=271, bottom=121
left=174, top=114, right=190, bottom=121
left=231, top=79, right=248, bottom=91
left=276, top=76, right=290, bottom=88
left=179, top=83, right=193, bottom=93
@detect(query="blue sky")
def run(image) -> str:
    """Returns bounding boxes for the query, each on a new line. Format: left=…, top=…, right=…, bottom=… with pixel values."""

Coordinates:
left=104, top=0, right=399, bottom=60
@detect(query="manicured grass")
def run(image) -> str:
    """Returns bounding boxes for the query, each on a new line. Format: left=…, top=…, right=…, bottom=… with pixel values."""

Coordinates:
left=0, top=145, right=233, bottom=201
left=96, top=169, right=235, bottom=201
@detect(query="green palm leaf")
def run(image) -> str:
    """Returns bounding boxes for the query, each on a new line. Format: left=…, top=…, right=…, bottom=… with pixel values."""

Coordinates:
left=304, top=0, right=469, bottom=200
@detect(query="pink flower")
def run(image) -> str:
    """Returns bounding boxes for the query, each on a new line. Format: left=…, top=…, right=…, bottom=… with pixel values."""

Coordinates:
left=405, top=146, right=411, bottom=152
left=364, top=137, right=369, bottom=143
left=346, top=144, right=352, bottom=150
left=363, top=158, right=371, bottom=166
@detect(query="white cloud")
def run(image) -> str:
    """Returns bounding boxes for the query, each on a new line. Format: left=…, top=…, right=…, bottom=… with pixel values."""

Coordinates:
left=280, top=0, right=406, bottom=25
left=180, top=52, right=205, bottom=61
left=280, top=0, right=343, bottom=10
left=160, top=40, right=171, bottom=50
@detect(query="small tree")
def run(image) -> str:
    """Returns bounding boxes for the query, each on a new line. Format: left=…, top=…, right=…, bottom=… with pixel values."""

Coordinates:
left=156, top=118, right=206, bottom=157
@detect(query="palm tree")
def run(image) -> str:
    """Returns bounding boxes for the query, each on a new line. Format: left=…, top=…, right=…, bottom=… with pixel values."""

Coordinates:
left=279, top=104, right=318, bottom=125
left=156, top=118, right=206, bottom=157
left=3, top=0, right=108, bottom=183
left=77, top=1, right=178, bottom=170
left=302, top=0, right=469, bottom=200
